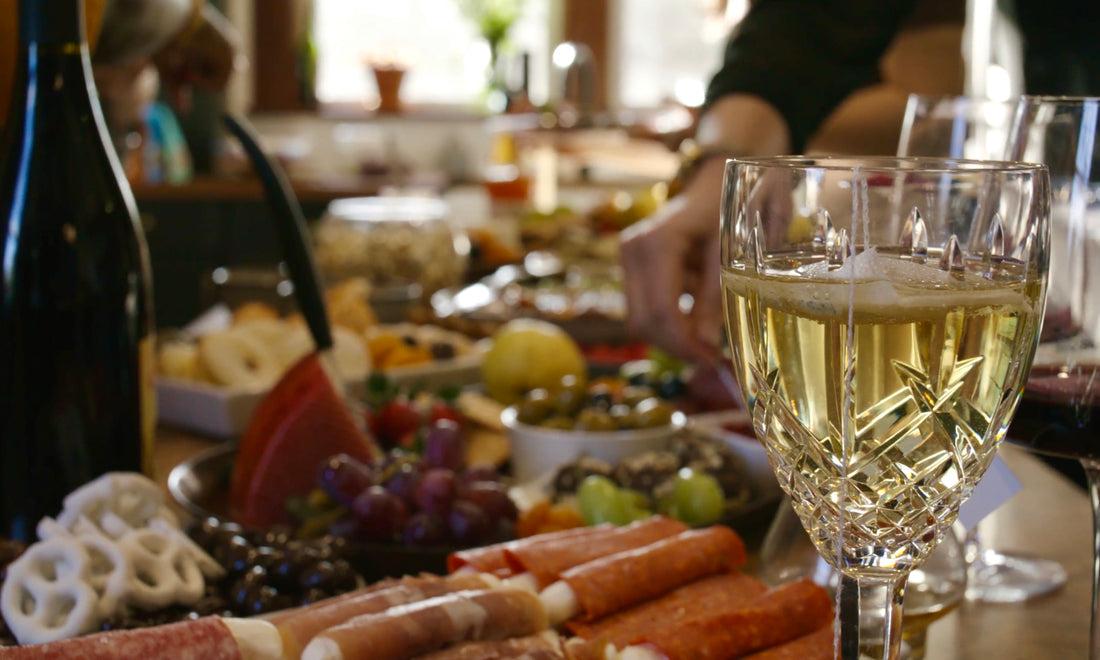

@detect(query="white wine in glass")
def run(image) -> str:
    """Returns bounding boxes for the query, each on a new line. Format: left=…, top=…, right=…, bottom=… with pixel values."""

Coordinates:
left=722, top=156, right=1049, bottom=659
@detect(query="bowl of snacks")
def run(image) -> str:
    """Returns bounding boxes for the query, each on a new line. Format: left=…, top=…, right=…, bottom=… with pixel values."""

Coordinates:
left=501, top=376, right=688, bottom=482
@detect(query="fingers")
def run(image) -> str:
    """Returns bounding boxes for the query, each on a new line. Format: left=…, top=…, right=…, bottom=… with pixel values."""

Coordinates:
left=620, top=209, right=723, bottom=366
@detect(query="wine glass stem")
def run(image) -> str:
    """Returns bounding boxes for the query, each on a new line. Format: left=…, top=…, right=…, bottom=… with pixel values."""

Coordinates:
left=840, top=573, right=907, bottom=660
left=1083, top=459, right=1100, bottom=659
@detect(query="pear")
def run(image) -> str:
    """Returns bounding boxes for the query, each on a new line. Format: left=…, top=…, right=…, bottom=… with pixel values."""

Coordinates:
left=481, top=319, right=587, bottom=405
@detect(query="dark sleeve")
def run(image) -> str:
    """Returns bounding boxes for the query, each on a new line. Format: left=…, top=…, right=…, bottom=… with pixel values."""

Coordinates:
left=705, top=0, right=920, bottom=152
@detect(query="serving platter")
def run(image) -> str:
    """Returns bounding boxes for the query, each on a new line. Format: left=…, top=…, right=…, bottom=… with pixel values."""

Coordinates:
left=168, top=420, right=782, bottom=585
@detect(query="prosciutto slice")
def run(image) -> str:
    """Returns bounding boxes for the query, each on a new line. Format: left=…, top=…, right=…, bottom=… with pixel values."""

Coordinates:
left=265, top=573, right=492, bottom=659
left=300, top=588, right=548, bottom=660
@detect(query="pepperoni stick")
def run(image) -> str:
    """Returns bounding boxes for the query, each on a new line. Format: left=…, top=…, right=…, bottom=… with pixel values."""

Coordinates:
left=447, top=524, right=613, bottom=576
left=740, top=623, right=834, bottom=660
left=506, top=516, right=689, bottom=588
left=0, top=616, right=280, bottom=660
left=540, top=526, right=747, bottom=624
left=623, top=579, right=834, bottom=660
left=266, top=573, right=494, bottom=660
left=565, top=572, right=768, bottom=648
left=414, top=631, right=567, bottom=660
left=300, top=588, right=549, bottom=660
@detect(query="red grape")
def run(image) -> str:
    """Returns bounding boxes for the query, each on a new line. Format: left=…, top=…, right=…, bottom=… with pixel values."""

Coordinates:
left=383, top=462, right=423, bottom=508
left=422, top=419, right=466, bottom=471
left=414, top=468, right=458, bottom=515
left=457, top=481, right=518, bottom=523
left=403, top=511, right=448, bottom=546
left=447, top=501, right=491, bottom=546
left=459, top=465, right=501, bottom=486
left=317, top=454, right=374, bottom=507
left=350, top=486, right=409, bottom=541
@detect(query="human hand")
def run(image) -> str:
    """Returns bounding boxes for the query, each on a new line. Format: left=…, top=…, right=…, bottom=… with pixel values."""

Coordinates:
left=619, top=157, right=728, bottom=366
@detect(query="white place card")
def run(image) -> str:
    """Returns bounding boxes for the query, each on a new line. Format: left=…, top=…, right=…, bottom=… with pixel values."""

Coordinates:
left=958, top=454, right=1022, bottom=530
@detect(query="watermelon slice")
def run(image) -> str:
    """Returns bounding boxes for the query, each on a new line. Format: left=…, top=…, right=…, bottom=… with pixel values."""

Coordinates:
left=229, top=353, right=378, bottom=529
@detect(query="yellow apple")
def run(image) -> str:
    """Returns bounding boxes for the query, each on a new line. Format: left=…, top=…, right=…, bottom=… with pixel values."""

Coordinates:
left=481, top=319, right=587, bottom=405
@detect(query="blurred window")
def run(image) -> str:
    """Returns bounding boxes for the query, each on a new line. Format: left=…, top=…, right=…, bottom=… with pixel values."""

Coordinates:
left=309, top=0, right=747, bottom=111
left=613, top=0, right=741, bottom=108
left=313, top=0, right=551, bottom=108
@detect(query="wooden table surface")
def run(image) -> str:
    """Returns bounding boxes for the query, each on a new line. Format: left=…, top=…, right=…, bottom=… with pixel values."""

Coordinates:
left=153, top=428, right=1094, bottom=659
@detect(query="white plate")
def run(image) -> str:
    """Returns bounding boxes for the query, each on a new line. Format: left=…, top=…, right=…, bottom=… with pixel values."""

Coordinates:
left=156, top=350, right=486, bottom=438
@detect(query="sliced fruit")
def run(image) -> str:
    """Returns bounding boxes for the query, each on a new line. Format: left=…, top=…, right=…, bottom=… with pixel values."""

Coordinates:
left=229, top=353, right=378, bottom=529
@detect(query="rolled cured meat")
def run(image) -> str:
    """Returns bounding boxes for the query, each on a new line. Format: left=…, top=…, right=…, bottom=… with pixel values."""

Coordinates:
left=506, top=516, right=689, bottom=587
left=565, top=572, right=768, bottom=648
left=740, top=623, right=834, bottom=660
left=266, top=572, right=493, bottom=659
left=629, top=578, right=834, bottom=660
left=414, top=631, right=567, bottom=660
left=300, top=588, right=548, bottom=660
left=447, top=524, right=613, bottom=576
left=542, top=526, right=748, bottom=624
left=0, top=616, right=279, bottom=660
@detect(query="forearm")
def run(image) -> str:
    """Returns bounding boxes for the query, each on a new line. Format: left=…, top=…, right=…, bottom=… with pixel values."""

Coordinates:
left=695, top=94, right=792, bottom=157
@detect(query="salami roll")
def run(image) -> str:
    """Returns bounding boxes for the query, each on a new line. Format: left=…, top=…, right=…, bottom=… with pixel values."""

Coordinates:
left=634, top=579, right=834, bottom=660
left=414, top=631, right=566, bottom=660
left=507, top=516, right=689, bottom=587
left=300, top=588, right=549, bottom=660
left=447, top=524, right=613, bottom=576
left=267, top=573, right=493, bottom=659
left=565, top=572, right=767, bottom=648
left=554, top=526, right=747, bottom=622
left=0, top=616, right=277, bottom=660
left=740, top=623, right=834, bottom=660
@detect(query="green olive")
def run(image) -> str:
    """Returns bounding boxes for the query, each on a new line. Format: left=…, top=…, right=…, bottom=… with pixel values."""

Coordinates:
left=516, top=388, right=554, bottom=425
left=575, top=407, right=618, bottom=431
left=539, top=415, right=576, bottom=430
left=621, top=385, right=658, bottom=407
left=608, top=403, right=634, bottom=429
left=631, top=397, right=676, bottom=427
left=555, top=382, right=587, bottom=418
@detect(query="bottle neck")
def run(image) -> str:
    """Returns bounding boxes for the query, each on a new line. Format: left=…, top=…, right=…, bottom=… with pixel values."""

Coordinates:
left=20, top=0, right=87, bottom=48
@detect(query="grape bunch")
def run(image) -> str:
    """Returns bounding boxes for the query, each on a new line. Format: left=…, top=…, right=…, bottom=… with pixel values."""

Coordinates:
left=315, top=419, right=518, bottom=548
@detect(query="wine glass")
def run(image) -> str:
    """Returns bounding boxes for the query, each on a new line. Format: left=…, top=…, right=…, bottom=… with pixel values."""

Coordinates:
left=721, top=155, right=1049, bottom=659
left=1003, top=95, right=1100, bottom=658
left=898, top=92, right=1068, bottom=604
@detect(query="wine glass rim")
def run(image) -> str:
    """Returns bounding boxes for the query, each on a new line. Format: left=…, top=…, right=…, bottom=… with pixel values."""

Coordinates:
left=725, top=155, right=1045, bottom=175
left=1019, top=94, right=1100, bottom=104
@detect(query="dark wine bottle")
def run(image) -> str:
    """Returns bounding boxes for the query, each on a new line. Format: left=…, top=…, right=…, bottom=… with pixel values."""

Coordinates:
left=0, top=0, right=156, bottom=542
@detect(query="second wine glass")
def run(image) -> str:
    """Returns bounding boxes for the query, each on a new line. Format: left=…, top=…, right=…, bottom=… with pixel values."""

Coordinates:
left=897, top=92, right=1068, bottom=604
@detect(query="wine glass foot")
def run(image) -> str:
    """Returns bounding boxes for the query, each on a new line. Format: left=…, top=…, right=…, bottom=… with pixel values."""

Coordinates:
left=965, top=548, right=1067, bottom=603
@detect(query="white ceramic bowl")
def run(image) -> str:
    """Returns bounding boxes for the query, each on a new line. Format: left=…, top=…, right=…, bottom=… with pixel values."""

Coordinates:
left=501, top=406, right=687, bottom=483
left=687, top=409, right=782, bottom=499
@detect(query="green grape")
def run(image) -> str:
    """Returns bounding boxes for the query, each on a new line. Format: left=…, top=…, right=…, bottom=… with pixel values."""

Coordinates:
left=660, top=469, right=725, bottom=526
left=576, top=476, right=653, bottom=525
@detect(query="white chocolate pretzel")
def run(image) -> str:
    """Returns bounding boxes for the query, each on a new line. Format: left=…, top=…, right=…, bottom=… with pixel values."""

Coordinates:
left=0, top=536, right=101, bottom=645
